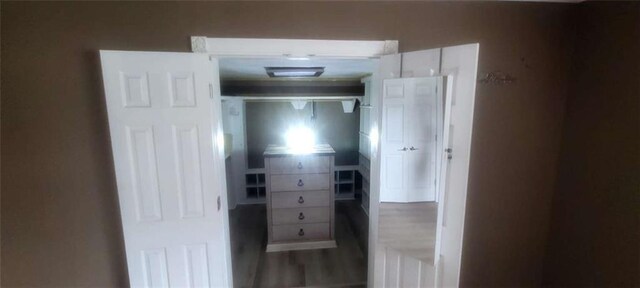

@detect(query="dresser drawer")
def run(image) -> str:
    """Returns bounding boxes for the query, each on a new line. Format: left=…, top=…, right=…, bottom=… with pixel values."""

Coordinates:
left=271, top=190, right=330, bottom=209
left=270, top=173, right=330, bottom=192
left=269, top=156, right=331, bottom=174
left=272, top=207, right=330, bottom=225
left=272, top=223, right=330, bottom=242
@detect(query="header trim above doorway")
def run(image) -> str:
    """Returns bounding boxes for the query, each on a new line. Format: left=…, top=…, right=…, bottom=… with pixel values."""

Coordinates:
left=191, top=36, right=398, bottom=58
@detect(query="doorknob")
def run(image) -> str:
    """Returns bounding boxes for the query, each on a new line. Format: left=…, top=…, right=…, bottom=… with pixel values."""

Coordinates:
left=409, top=146, right=418, bottom=151
left=398, top=147, right=408, bottom=151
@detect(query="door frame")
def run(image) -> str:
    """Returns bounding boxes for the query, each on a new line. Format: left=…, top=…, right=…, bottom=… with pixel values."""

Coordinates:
left=191, top=36, right=398, bottom=58
left=192, top=37, right=478, bottom=288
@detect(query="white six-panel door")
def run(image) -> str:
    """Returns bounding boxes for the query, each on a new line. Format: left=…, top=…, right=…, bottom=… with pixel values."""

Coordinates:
left=100, top=51, right=231, bottom=288
left=380, top=77, right=439, bottom=203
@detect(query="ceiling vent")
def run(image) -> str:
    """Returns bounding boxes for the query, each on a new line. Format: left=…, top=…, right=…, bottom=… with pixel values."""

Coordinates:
left=265, top=67, right=324, bottom=78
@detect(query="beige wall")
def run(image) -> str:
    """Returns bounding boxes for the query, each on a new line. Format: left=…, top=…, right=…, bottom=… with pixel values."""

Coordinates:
left=1, top=2, right=575, bottom=286
left=543, top=2, right=640, bottom=287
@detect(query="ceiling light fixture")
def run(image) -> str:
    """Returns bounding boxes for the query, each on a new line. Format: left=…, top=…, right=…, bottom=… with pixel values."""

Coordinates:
left=287, top=57, right=311, bottom=61
left=265, top=67, right=324, bottom=78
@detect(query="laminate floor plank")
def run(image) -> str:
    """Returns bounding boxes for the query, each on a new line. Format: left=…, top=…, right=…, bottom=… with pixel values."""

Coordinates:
left=378, top=202, right=438, bottom=263
left=230, top=200, right=368, bottom=288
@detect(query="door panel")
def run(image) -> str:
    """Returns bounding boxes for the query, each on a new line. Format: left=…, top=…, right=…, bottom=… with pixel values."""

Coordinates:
left=374, top=45, right=478, bottom=288
left=141, top=249, right=170, bottom=288
left=382, top=246, right=435, bottom=288
left=385, top=155, right=405, bottom=190
left=406, top=78, right=439, bottom=201
left=384, top=105, right=405, bottom=145
left=433, top=43, right=479, bottom=288
left=381, top=79, right=409, bottom=202
left=100, top=51, right=230, bottom=287
left=173, top=124, right=205, bottom=218
left=127, top=126, right=163, bottom=221
left=183, top=244, right=211, bottom=287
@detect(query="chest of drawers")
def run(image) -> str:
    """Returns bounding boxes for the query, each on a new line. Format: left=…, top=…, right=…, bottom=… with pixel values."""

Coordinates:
left=264, top=144, right=337, bottom=252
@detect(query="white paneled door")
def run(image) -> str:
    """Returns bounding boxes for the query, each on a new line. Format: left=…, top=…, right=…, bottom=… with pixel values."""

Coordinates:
left=380, top=77, right=440, bottom=203
left=100, top=51, right=231, bottom=287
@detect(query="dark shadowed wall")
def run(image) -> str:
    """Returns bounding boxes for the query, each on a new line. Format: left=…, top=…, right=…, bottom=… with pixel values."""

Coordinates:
left=543, top=2, right=640, bottom=287
left=2, top=2, right=575, bottom=287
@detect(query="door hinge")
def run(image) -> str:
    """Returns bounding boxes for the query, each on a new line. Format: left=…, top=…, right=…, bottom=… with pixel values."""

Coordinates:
left=445, top=148, right=453, bottom=160
left=217, top=196, right=221, bottom=211
left=209, top=83, right=214, bottom=99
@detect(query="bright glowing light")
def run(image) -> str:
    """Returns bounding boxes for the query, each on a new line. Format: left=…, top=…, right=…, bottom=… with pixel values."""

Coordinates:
left=287, top=57, right=311, bottom=61
left=285, top=126, right=316, bottom=154
left=369, top=126, right=379, bottom=147
left=217, top=131, right=225, bottom=151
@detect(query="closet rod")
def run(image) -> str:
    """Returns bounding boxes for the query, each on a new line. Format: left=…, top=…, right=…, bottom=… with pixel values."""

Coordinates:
left=221, top=96, right=362, bottom=102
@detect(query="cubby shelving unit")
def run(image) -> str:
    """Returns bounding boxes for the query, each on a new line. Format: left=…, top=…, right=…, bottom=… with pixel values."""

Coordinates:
left=245, top=173, right=266, bottom=199
left=334, top=168, right=357, bottom=200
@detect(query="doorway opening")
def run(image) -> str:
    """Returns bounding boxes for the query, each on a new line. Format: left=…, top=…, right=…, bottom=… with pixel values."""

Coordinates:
left=219, top=57, right=375, bottom=287
left=99, top=38, right=478, bottom=288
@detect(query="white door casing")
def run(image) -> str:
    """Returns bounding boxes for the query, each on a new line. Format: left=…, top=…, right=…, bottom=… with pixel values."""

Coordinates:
left=100, top=51, right=232, bottom=287
left=369, top=53, right=401, bottom=288
left=380, top=77, right=440, bottom=203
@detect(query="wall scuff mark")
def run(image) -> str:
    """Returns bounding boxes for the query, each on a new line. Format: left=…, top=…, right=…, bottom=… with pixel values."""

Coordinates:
left=478, top=72, right=517, bottom=85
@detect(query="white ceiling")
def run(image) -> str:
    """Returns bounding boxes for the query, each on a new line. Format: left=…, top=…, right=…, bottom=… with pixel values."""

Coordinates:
left=219, top=58, right=375, bottom=80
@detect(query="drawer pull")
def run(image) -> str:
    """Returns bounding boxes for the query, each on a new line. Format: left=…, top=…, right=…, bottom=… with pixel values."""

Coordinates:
left=298, top=212, right=305, bottom=220
left=297, top=162, right=303, bottom=169
left=297, top=179, right=304, bottom=187
left=298, top=229, right=305, bottom=236
left=298, top=196, right=304, bottom=204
